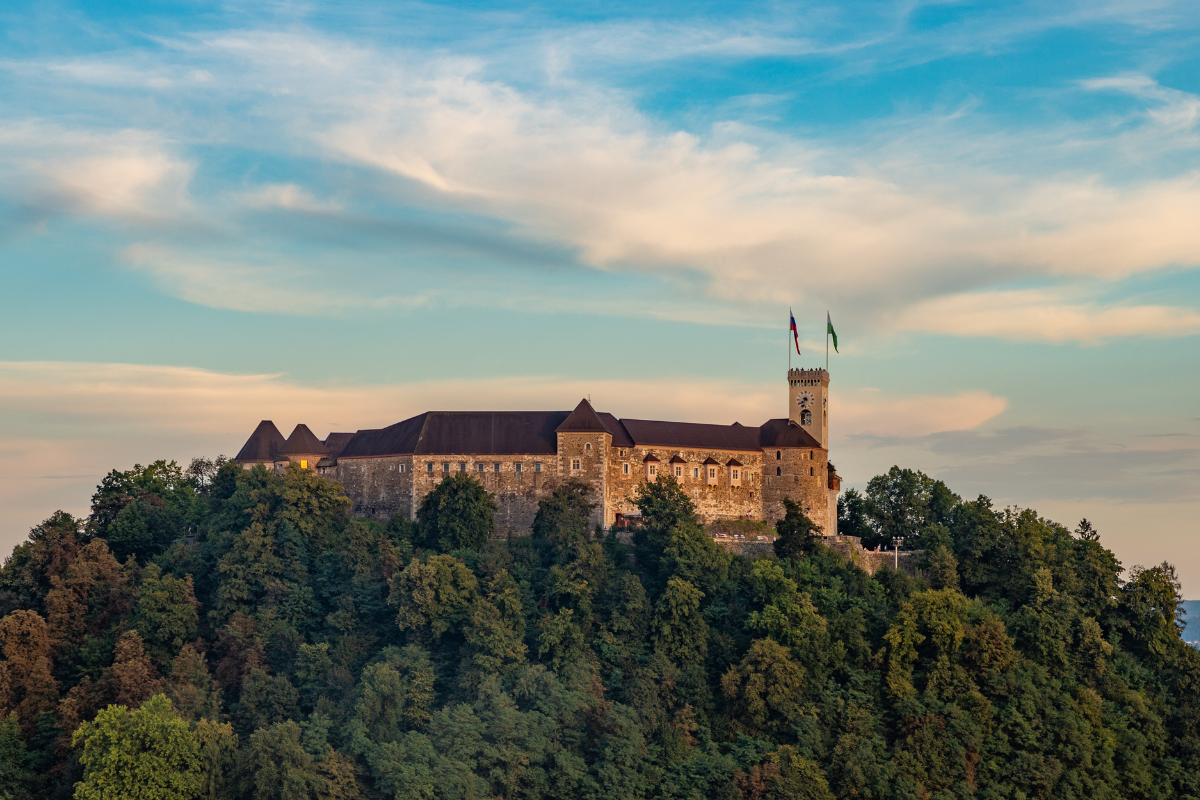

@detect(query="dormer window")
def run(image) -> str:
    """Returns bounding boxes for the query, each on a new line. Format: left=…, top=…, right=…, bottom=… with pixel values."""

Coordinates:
left=644, top=454, right=660, bottom=480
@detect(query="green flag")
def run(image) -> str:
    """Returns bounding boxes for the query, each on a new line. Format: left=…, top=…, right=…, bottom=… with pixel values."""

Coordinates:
left=827, top=312, right=839, bottom=352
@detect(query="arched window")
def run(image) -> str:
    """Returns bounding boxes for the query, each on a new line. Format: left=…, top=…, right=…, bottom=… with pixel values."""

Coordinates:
left=809, top=466, right=814, bottom=476
left=776, top=466, right=781, bottom=476
left=776, top=450, right=782, bottom=460
left=801, top=410, right=812, bottom=425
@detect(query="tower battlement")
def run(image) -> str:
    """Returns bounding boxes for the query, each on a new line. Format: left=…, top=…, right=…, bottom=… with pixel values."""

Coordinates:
left=788, top=368, right=829, bottom=387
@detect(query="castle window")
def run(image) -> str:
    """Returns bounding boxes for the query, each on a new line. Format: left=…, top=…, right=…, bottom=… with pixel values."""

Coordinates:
left=515, top=463, right=523, bottom=474
left=572, top=458, right=581, bottom=470
left=693, top=467, right=700, bottom=478
left=400, top=464, right=406, bottom=473
left=493, top=462, right=500, bottom=472
left=534, top=462, right=542, bottom=473
left=427, top=462, right=434, bottom=473
left=623, top=463, right=630, bottom=475
left=794, top=475, right=799, bottom=483
left=459, top=462, right=466, bottom=472
left=648, top=465, right=657, bottom=476
left=776, top=450, right=781, bottom=460
left=810, top=466, right=814, bottom=476
left=776, top=466, right=781, bottom=476
left=477, top=462, right=485, bottom=473
left=389, top=464, right=394, bottom=471
left=675, top=466, right=682, bottom=477
left=300, top=460, right=307, bottom=469
left=732, top=469, right=739, bottom=480
left=709, top=468, right=716, bottom=479
left=442, top=462, right=450, bottom=472
left=801, top=410, right=812, bottom=425
left=585, top=443, right=591, bottom=451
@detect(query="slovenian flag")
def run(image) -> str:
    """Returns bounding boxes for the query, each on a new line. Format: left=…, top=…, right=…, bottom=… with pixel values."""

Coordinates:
left=789, top=310, right=801, bottom=355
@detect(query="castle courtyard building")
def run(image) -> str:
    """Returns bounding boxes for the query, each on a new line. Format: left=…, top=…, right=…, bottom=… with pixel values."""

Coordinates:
left=234, top=369, right=841, bottom=535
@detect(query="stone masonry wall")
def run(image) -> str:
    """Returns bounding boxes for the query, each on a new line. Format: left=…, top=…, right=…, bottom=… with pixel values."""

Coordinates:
left=557, top=431, right=611, bottom=530
left=325, top=455, right=415, bottom=520
left=760, top=447, right=830, bottom=531
left=415, top=454, right=561, bottom=535
left=602, top=445, right=765, bottom=527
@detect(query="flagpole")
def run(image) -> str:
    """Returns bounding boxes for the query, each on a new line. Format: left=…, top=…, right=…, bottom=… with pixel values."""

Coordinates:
left=826, top=321, right=829, bottom=371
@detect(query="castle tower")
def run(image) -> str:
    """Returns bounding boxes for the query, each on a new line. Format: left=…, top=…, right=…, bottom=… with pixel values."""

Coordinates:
left=788, top=368, right=829, bottom=448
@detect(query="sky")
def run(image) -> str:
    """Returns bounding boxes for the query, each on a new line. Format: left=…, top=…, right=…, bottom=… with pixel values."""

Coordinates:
left=1, top=0, right=1198, bottom=593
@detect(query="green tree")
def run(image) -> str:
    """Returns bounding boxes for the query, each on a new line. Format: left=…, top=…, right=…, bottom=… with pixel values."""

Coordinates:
left=532, top=479, right=598, bottom=561
left=134, top=565, right=199, bottom=667
left=351, top=646, right=435, bottom=744
left=416, top=473, right=495, bottom=552
left=652, top=578, right=707, bottom=669
left=926, top=545, right=960, bottom=591
left=773, top=499, right=819, bottom=561
left=388, top=555, right=479, bottom=640
left=166, top=644, right=222, bottom=722
left=632, top=476, right=698, bottom=565
left=721, top=639, right=807, bottom=736
left=72, top=694, right=202, bottom=800
left=0, top=712, right=34, bottom=800
left=238, top=720, right=328, bottom=800
left=863, top=466, right=957, bottom=549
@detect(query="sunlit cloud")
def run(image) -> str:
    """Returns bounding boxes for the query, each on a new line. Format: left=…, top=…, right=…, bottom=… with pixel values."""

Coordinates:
left=892, top=289, right=1200, bottom=343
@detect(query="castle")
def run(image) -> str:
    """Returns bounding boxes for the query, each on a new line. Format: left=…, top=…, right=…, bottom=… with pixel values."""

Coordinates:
left=233, top=369, right=841, bottom=535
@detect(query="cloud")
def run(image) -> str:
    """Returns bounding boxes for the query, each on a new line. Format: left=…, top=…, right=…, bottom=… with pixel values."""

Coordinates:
left=892, top=289, right=1200, bottom=343
left=835, top=390, right=1008, bottom=439
left=3, top=28, right=1200, bottom=338
left=237, top=183, right=343, bottom=213
left=0, top=123, right=192, bottom=222
left=119, top=243, right=430, bottom=315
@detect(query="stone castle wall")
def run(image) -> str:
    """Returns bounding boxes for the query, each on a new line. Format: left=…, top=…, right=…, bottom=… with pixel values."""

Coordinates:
left=761, top=446, right=830, bottom=531
left=323, top=455, right=415, bottom=519
left=602, top=444, right=766, bottom=528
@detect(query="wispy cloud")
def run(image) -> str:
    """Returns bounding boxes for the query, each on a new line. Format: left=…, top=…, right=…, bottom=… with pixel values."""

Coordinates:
left=892, top=289, right=1200, bottom=343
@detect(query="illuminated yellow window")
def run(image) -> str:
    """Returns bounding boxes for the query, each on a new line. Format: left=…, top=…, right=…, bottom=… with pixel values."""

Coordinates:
left=300, top=460, right=307, bottom=469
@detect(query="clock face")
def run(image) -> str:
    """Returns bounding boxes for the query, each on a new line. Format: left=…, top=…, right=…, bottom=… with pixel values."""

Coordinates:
left=797, top=391, right=815, bottom=409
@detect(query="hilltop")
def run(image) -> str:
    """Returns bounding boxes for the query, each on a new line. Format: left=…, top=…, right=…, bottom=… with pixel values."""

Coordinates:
left=0, top=459, right=1197, bottom=800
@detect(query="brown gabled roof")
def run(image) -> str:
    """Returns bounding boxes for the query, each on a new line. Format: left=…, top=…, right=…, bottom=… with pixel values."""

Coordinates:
left=758, top=419, right=823, bottom=449
left=643, top=452, right=660, bottom=462
left=279, top=424, right=331, bottom=457
left=669, top=454, right=687, bottom=464
left=727, top=458, right=743, bottom=467
left=323, top=432, right=356, bottom=459
left=339, top=411, right=571, bottom=458
left=235, top=420, right=286, bottom=462
left=596, top=412, right=634, bottom=447
left=557, top=399, right=607, bottom=433
left=619, top=418, right=762, bottom=452
left=703, top=457, right=720, bottom=465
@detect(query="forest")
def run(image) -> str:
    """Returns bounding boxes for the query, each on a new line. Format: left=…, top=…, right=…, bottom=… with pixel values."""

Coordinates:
left=0, top=458, right=1197, bottom=800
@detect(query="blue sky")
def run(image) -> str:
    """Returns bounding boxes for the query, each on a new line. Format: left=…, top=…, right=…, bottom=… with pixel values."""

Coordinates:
left=1, top=0, right=1198, bottom=592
